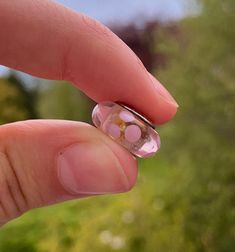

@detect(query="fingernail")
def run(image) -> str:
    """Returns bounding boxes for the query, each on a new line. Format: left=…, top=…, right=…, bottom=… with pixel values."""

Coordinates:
left=57, top=142, right=130, bottom=195
left=149, top=73, right=179, bottom=107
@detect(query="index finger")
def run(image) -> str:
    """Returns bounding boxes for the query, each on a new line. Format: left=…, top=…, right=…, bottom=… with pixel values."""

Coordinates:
left=0, top=0, right=178, bottom=125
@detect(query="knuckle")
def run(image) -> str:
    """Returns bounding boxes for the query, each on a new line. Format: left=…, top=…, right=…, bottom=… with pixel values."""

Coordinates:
left=0, top=149, right=28, bottom=224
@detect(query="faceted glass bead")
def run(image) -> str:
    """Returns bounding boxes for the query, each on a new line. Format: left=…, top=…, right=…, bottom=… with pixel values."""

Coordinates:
left=92, top=101, right=161, bottom=158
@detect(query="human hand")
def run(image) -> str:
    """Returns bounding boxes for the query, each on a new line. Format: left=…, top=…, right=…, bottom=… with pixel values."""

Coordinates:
left=0, top=0, right=178, bottom=226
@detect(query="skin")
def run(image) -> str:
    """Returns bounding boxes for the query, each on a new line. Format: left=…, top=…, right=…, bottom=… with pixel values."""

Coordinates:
left=0, top=0, right=178, bottom=226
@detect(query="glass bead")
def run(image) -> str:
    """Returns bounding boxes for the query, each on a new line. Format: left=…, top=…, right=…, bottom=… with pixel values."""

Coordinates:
left=92, top=101, right=161, bottom=158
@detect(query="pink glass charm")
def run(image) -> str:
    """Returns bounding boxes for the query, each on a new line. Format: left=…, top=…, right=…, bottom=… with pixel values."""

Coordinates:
left=92, top=101, right=161, bottom=158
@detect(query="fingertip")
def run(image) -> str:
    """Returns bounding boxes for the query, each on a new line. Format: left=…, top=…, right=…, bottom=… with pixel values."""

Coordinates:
left=148, top=73, right=179, bottom=108
left=152, top=97, right=178, bottom=125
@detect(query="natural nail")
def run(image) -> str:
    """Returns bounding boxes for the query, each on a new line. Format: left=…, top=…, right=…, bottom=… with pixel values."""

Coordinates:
left=57, top=142, right=130, bottom=195
left=149, top=73, right=179, bottom=107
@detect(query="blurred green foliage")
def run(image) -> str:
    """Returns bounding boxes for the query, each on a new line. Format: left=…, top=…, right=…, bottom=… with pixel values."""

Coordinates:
left=38, top=81, right=94, bottom=123
left=0, top=75, right=37, bottom=124
left=0, top=0, right=235, bottom=251
left=156, top=0, right=235, bottom=249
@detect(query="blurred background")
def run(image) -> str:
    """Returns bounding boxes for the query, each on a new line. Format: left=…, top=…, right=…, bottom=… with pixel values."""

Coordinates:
left=0, top=0, right=235, bottom=251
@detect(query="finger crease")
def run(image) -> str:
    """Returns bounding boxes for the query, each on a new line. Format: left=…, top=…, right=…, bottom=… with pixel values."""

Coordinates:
left=0, top=201, right=8, bottom=221
left=4, top=148, right=29, bottom=212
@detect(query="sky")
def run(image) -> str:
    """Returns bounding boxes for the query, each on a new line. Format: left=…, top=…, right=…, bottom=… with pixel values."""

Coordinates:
left=57, top=0, right=192, bottom=25
left=0, top=0, right=197, bottom=76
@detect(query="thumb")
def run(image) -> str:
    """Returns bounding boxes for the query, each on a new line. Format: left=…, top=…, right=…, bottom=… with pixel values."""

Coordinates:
left=0, top=120, right=137, bottom=225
